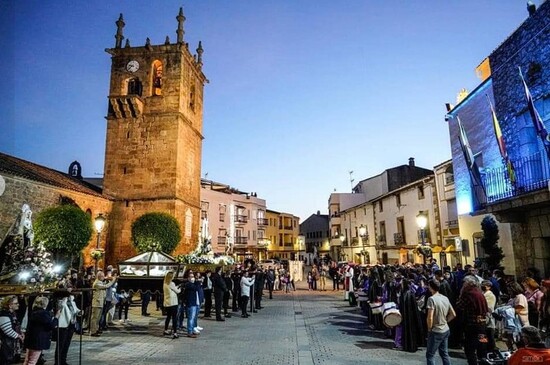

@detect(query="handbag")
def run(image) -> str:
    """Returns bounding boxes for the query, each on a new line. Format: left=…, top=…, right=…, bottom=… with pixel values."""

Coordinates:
left=416, top=295, right=426, bottom=311
left=1, top=337, right=16, bottom=362
left=51, top=327, right=59, bottom=342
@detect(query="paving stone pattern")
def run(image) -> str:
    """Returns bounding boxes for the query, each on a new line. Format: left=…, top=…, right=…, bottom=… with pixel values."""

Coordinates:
left=42, top=282, right=468, bottom=364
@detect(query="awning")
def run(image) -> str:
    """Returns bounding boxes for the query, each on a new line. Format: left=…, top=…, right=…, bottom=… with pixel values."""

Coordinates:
left=445, top=245, right=456, bottom=253
left=432, top=246, right=443, bottom=253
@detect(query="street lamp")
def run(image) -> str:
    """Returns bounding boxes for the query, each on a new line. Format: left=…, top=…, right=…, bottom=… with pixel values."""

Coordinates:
left=93, top=214, right=106, bottom=272
left=416, top=213, right=428, bottom=264
left=359, top=224, right=368, bottom=264
left=94, top=214, right=106, bottom=248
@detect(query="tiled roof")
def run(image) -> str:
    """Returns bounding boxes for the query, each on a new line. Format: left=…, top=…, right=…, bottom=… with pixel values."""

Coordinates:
left=0, top=152, right=106, bottom=198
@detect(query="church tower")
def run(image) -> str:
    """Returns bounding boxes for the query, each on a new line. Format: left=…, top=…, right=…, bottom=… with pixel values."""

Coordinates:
left=102, top=8, right=207, bottom=263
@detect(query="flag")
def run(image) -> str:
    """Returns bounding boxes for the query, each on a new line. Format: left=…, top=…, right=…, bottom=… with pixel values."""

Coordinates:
left=457, top=116, right=485, bottom=194
left=519, top=67, right=550, bottom=160
left=486, top=95, right=516, bottom=186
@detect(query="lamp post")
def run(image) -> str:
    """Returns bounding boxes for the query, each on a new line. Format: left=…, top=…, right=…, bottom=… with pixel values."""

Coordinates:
left=359, top=224, right=368, bottom=264
left=93, top=214, right=106, bottom=273
left=416, top=213, right=427, bottom=264
left=297, top=235, right=305, bottom=263
left=339, top=234, right=345, bottom=261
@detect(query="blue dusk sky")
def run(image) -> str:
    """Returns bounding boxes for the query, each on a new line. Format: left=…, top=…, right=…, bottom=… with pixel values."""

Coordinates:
left=0, top=1, right=539, bottom=221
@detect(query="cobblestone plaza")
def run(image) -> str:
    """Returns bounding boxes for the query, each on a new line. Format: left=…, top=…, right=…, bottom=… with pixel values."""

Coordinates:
left=50, top=281, right=468, bottom=365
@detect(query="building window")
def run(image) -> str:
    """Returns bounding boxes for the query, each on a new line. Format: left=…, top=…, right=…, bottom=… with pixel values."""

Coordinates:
left=444, top=165, right=454, bottom=185
left=152, top=60, right=163, bottom=96
left=189, top=85, right=196, bottom=110
left=201, top=201, right=209, bottom=220
left=219, top=204, right=225, bottom=222
left=379, top=221, right=386, bottom=242
left=379, top=201, right=383, bottom=212
left=418, top=186, right=425, bottom=199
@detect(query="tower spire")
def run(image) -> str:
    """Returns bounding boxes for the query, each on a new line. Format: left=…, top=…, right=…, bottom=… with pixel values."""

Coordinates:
left=196, top=41, right=203, bottom=67
left=115, top=13, right=125, bottom=49
left=176, top=7, right=186, bottom=44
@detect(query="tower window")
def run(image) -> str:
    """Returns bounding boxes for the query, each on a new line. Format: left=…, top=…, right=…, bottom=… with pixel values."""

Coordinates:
left=152, top=60, right=163, bottom=96
left=128, top=78, right=143, bottom=96
left=189, top=85, right=196, bottom=111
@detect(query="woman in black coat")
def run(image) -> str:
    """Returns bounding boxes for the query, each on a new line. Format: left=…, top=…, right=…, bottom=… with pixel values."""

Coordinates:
left=24, top=296, right=59, bottom=365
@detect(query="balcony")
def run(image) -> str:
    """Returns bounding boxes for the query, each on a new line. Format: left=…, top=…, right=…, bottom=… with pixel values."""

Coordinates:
left=446, top=220, right=458, bottom=228
left=257, top=218, right=268, bottom=226
left=351, top=237, right=359, bottom=246
left=377, top=235, right=386, bottom=246
left=393, top=232, right=404, bottom=245
left=234, top=236, right=248, bottom=244
left=217, top=236, right=227, bottom=245
left=482, top=150, right=550, bottom=206
left=234, top=215, right=248, bottom=224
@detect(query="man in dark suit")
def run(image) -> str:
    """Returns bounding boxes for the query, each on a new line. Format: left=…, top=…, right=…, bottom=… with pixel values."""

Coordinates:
left=202, top=270, right=213, bottom=318
left=266, top=266, right=275, bottom=299
left=212, top=266, right=227, bottom=321
left=255, top=268, right=265, bottom=310
left=222, top=270, right=233, bottom=317
left=231, top=268, right=242, bottom=312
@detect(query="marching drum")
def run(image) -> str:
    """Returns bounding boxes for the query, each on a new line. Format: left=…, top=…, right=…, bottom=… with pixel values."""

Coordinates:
left=356, top=290, right=369, bottom=302
left=382, top=302, right=402, bottom=327
left=369, top=301, right=383, bottom=314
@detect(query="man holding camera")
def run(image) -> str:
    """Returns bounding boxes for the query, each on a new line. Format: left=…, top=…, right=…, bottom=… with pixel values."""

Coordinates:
left=240, top=270, right=255, bottom=318
left=90, top=271, right=117, bottom=337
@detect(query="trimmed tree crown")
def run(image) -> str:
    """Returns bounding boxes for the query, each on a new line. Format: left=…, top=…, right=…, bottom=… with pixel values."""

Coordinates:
left=131, top=212, right=181, bottom=254
left=34, top=205, right=93, bottom=256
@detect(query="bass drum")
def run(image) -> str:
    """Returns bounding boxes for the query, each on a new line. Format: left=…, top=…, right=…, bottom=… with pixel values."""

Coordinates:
left=383, top=308, right=402, bottom=328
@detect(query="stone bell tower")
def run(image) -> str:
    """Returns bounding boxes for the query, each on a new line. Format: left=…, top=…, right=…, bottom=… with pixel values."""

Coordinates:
left=102, top=8, right=207, bottom=263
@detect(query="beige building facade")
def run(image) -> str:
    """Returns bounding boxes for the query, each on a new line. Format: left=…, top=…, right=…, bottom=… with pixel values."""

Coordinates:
left=265, top=210, right=301, bottom=261
left=200, top=180, right=267, bottom=261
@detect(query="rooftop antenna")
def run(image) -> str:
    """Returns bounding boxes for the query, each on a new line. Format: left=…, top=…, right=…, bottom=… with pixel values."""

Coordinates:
left=349, top=170, right=354, bottom=191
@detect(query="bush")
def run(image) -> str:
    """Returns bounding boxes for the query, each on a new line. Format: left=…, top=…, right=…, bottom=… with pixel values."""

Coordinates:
left=480, top=215, right=505, bottom=271
left=131, top=212, right=181, bottom=254
left=34, top=205, right=93, bottom=258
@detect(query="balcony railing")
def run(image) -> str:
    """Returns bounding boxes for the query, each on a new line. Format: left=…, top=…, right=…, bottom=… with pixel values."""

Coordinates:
left=445, top=175, right=455, bottom=185
left=377, top=235, right=386, bottom=245
left=393, top=232, right=404, bottom=245
left=446, top=220, right=458, bottom=228
left=235, top=215, right=248, bottom=224
left=482, top=150, right=550, bottom=205
left=217, top=236, right=227, bottom=245
left=351, top=237, right=359, bottom=246
left=234, top=236, right=248, bottom=244
left=257, top=218, right=268, bottom=226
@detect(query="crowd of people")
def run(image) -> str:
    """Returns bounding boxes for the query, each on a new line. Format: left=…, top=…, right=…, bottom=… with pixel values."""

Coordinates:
left=340, top=259, right=550, bottom=364
left=2, top=258, right=550, bottom=364
left=0, top=259, right=293, bottom=363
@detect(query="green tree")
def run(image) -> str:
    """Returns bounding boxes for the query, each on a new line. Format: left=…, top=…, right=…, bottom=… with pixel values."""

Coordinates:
left=131, top=212, right=181, bottom=254
left=479, top=215, right=505, bottom=271
left=34, top=205, right=93, bottom=261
